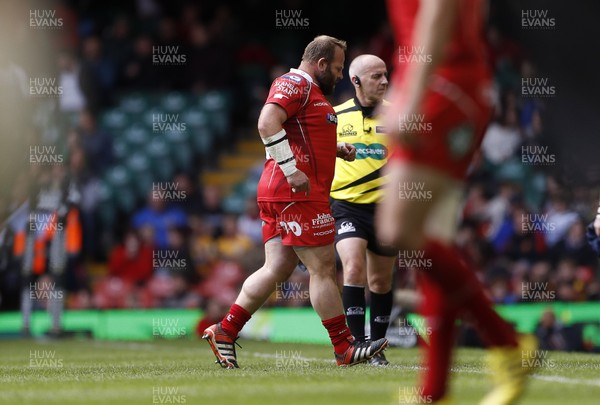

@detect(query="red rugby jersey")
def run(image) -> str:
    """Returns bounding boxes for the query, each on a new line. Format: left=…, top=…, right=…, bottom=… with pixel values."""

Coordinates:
left=257, top=68, right=338, bottom=203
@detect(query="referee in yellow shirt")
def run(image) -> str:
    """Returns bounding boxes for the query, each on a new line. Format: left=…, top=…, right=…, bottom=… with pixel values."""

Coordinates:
left=330, top=54, right=396, bottom=366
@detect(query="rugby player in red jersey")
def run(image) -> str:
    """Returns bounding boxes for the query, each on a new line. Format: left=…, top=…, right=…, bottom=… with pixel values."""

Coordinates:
left=203, top=35, right=388, bottom=368
left=378, top=1, right=538, bottom=404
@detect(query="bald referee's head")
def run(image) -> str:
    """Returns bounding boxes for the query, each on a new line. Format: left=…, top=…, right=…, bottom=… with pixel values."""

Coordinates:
left=349, top=54, right=388, bottom=107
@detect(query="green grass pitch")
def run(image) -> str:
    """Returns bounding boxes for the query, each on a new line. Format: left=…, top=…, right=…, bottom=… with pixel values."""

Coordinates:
left=1, top=338, right=600, bottom=404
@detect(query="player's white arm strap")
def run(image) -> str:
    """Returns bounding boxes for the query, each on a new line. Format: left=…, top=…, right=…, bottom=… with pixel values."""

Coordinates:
left=262, top=129, right=298, bottom=177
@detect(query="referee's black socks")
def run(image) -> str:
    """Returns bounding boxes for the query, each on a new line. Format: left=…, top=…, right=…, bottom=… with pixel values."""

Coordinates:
left=342, top=285, right=366, bottom=340
left=369, top=290, right=393, bottom=341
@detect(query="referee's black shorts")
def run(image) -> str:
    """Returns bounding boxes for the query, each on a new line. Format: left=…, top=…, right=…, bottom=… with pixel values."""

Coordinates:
left=330, top=199, right=397, bottom=257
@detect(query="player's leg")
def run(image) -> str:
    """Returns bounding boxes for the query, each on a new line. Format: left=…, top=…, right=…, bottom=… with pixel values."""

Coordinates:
left=416, top=270, right=458, bottom=402
left=203, top=238, right=298, bottom=369
left=336, top=237, right=368, bottom=339
left=365, top=250, right=395, bottom=340
left=378, top=161, right=456, bottom=395
left=364, top=249, right=396, bottom=366
left=294, top=244, right=344, bottom=320
left=294, top=243, right=388, bottom=366
left=420, top=172, right=519, bottom=349
left=379, top=161, right=521, bottom=399
left=235, top=238, right=298, bottom=314
left=424, top=185, right=537, bottom=405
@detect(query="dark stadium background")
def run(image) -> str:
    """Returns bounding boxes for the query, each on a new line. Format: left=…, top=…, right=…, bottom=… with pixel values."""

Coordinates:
left=1, top=0, right=599, bottom=351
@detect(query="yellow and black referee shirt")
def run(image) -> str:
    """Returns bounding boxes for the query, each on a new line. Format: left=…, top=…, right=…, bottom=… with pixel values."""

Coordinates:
left=330, top=97, right=390, bottom=204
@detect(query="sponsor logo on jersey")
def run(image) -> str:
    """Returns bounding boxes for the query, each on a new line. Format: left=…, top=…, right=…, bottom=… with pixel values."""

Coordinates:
left=326, top=113, right=337, bottom=124
left=313, top=229, right=335, bottom=236
left=283, top=74, right=302, bottom=83
left=274, top=93, right=289, bottom=99
left=339, top=124, right=357, bottom=137
left=312, top=213, right=335, bottom=227
left=354, top=143, right=388, bottom=160
left=338, top=221, right=356, bottom=234
left=274, top=79, right=300, bottom=96
left=313, top=101, right=329, bottom=107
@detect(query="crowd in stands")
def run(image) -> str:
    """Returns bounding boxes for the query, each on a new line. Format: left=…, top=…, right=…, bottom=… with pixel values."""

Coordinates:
left=0, top=1, right=598, bottom=324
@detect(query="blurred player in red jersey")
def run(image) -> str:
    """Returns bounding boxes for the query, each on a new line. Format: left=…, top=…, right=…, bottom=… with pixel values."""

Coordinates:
left=378, top=1, right=538, bottom=404
left=203, top=35, right=388, bottom=369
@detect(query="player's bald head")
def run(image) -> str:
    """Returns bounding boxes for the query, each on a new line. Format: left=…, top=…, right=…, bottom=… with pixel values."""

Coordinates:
left=349, top=54, right=386, bottom=80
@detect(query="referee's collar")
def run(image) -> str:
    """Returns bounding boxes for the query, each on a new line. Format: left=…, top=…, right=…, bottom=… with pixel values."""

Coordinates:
left=354, top=97, right=375, bottom=118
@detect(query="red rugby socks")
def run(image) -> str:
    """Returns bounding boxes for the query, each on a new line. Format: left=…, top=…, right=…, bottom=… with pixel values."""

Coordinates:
left=221, top=303, right=252, bottom=338
left=322, top=314, right=353, bottom=354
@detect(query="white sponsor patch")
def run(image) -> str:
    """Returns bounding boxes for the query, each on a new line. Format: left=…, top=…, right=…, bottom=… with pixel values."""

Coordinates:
left=338, top=221, right=356, bottom=234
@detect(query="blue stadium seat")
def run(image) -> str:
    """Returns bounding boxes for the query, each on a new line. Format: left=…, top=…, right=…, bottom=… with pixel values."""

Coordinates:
left=119, top=93, right=151, bottom=114
left=112, top=136, right=130, bottom=162
left=125, top=152, right=154, bottom=198
left=123, top=124, right=150, bottom=148
left=100, top=109, right=130, bottom=131
left=104, top=165, right=137, bottom=213
left=161, top=92, right=189, bottom=112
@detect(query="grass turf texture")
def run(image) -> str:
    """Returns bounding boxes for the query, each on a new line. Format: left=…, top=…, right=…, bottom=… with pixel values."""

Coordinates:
left=1, top=339, right=599, bottom=404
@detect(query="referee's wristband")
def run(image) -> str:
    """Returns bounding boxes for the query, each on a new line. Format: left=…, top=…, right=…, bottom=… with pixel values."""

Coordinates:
left=262, top=129, right=298, bottom=177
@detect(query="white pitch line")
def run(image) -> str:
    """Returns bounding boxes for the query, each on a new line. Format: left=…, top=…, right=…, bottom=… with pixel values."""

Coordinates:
left=532, top=375, right=600, bottom=387
left=249, top=351, right=600, bottom=388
